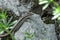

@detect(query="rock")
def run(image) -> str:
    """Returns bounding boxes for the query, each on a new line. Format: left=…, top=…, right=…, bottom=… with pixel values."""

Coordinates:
left=0, top=0, right=20, bottom=16
left=15, top=14, right=57, bottom=40
left=0, top=0, right=34, bottom=16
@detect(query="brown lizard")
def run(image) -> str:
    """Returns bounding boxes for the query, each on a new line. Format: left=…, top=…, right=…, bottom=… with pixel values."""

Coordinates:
left=0, top=12, right=33, bottom=38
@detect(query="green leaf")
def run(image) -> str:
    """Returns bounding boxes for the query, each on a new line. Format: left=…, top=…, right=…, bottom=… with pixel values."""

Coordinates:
left=55, top=6, right=60, bottom=13
left=1, top=11, right=7, bottom=19
left=0, top=30, right=4, bottom=34
left=58, top=17, right=60, bottom=20
left=31, top=33, right=35, bottom=38
left=39, top=1, right=48, bottom=5
left=8, top=20, right=17, bottom=27
left=39, top=0, right=44, bottom=2
left=52, top=14, right=60, bottom=20
left=7, top=16, right=13, bottom=26
left=52, top=6, right=60, bottom=20
left=42, top=3, right=49, bottom=10
left=0, top=10, right=17, bottom=35
left=2, top=19, right=7, bottom=26
left=0, top=23, right=3, bottom=28
left=48, top=0, right=53, bottom=2
left=39, top=0, right=53, bottom=5
left=25, top=31, right=30, bottom=35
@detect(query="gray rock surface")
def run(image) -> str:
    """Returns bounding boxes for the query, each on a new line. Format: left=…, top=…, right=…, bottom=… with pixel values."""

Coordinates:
left=15, top=14, right=57, bottom=40
left=0, top=0, right=20, bottom=16
left=0, top=0, right=33, bottom=16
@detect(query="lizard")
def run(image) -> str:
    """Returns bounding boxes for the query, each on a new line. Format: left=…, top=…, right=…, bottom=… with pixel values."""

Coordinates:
left=0, top=12, right=33, bottom=38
